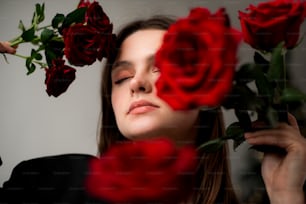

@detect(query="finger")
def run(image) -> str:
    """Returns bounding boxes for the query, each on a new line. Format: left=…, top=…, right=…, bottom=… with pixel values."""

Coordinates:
left=245, top=129, right=299, bottom=150
left=287, top=113, right=299, bottom=131
left=4, top=42, right=17, bottom=54
left=0, top=42, right=6, bottom=53
left=0, top=41, right=16, bottom=54
left=12, top=44, right=18, bottom=49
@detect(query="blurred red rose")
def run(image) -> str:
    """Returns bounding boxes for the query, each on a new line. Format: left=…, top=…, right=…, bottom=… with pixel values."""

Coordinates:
left=86, top=138, right=198, bottom=204
left=155, top=7, right=241, bottom=110
left=45, top=59, right=76, bottom=97
left=63, top=24, right=102, bottom=66
left=77, top=0, right=91, bottom=8
left=86, top=2, right=110, bottom=29
left=239, top=0, right=306, bottom=51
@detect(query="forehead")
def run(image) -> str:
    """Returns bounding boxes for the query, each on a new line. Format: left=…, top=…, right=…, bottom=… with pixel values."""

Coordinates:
left=118, top=29, right=166, bottom=60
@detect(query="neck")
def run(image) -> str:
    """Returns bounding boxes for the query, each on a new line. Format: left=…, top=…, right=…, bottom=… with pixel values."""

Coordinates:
left=172, top=121, right=198, bottom=148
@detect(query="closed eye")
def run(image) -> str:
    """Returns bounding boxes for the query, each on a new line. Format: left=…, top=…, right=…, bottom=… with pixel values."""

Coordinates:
left=152, top=66, right=160, bottom=73
left=114, top=76, right=132, bottom=84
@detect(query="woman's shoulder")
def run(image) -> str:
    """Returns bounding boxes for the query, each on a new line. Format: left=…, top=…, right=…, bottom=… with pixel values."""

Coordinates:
left=0, top=153, right=106, bottom=204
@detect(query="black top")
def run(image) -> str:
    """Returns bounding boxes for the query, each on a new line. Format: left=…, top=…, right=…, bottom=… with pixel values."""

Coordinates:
left=0, top=154, right=107, bottom=204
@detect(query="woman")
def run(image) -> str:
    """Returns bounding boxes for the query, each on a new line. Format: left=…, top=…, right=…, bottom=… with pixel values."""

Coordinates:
left=1, top=16, right=305, bottom=204
left=98, top=16, right=306, bottom=204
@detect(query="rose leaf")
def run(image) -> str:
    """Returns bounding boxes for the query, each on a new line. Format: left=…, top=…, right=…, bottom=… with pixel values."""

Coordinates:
left=197, top=138, right=225, bottom=153
left=41, top=29, right=54, bottom=43
left=280, top=87, right=306, bottom=103
left=267, top=41, right=285, bottom=81
left=61, top=7, right=87, bottom=29
left=21, top=27, right=36, bottom=42
left=52, top=13, right=65, bottom=29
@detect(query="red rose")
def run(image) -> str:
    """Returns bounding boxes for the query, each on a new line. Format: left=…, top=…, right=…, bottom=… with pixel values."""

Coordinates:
left=77, top=0, right=91, bottom=8
left=45, top=59, right=76, bottom=97
left=63, top=1, right=114, bottom=66
left=85, top=1, right=114, bottom=60
left=86, top=138, right=198, bottom=204
left=63, top=23, right=102, bottom=66
left=86, top=2, right=111, bottom=29
left=155, top=7, right=241, bottom=110
left=239, top=0, right=306, bottom=51
left=97, top=32, right=116, bottom=61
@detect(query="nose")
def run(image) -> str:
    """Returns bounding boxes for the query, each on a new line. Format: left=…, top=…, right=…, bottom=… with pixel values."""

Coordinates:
left=129, top=72, right=152, bottom=94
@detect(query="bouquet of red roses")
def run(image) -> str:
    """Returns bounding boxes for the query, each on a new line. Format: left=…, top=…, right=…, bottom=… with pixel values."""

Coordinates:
left=4, top=0, right=115, bottom=97
left=155, top=0, right=306, bottom=152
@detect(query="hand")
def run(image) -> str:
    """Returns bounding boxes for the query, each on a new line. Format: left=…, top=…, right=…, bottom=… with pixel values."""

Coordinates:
left=245, top=113, right=306, bottom=204
left=0, top=41, right=17, bottom=54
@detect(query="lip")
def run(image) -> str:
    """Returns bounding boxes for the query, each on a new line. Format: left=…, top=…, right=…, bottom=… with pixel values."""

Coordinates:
left=128, top=100, right=159, bottom=114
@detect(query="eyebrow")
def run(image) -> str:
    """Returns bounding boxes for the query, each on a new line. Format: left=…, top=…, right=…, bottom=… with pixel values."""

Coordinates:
left=112, top=54, right=155, bottom=72
left=147, top=54, right=155, bottom=65
left=112, top=60, right=132, bottom=70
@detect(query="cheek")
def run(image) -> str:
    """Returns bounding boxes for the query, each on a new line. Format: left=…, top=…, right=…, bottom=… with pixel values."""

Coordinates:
left=111, top=87, right=130, bottom=115
left=151, top=73, right=160, bottom=93
left=111, top=89, right=121, bottom=115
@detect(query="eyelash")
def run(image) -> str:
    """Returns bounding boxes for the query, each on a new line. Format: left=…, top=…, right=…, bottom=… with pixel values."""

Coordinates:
left=113, top=66, right=159, bottom=85
left=152, top=66, right=160, bottom=73
left=114, top=76, right=132, bottom=85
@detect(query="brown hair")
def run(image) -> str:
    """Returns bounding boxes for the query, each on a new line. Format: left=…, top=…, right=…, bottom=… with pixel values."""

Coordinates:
left=98, top=16, right=239, bottom=204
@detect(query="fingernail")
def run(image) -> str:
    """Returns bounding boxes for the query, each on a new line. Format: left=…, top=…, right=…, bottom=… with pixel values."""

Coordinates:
left=244, top=133, right=252, bottom=138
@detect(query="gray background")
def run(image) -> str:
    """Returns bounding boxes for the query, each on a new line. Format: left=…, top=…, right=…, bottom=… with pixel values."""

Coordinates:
left=1, top=0, right=305, bottom=201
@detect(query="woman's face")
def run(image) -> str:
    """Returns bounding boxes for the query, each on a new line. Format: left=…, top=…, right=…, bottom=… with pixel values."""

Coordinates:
left=111, top=29, right=199, bottom=144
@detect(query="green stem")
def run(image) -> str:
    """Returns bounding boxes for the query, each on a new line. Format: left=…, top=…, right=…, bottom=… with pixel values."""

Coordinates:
left=9, top=24, right=52, bottom=47
left=13, top=53, right=29, bottom=60
left=37, top=24, right=52, bottom=31
left=283, top=53, right=287, bottom=90
left=9, top=36, right=24, bottom=47
left=278, top=52, right=288, bottom=123
left=13, top=53, right=47, bottom=68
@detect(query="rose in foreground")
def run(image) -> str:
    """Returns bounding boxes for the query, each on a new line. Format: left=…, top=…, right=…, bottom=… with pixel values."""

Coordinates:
left=239, top=0, right=306, bottom=51
left=155, top=7, right=241, bottom=110
left=45, top=59, right=76, bottom=97
left=86, top=138, right=198, bottom=204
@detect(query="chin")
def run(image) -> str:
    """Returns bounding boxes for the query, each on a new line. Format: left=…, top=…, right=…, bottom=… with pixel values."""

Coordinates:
left=119, top=116, right=180, bottom=140
left=127, top=135, right=162, bottom=141
left=125, top=132, right=160, bottom=141
left=124, top=127, right=167, bottom=141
